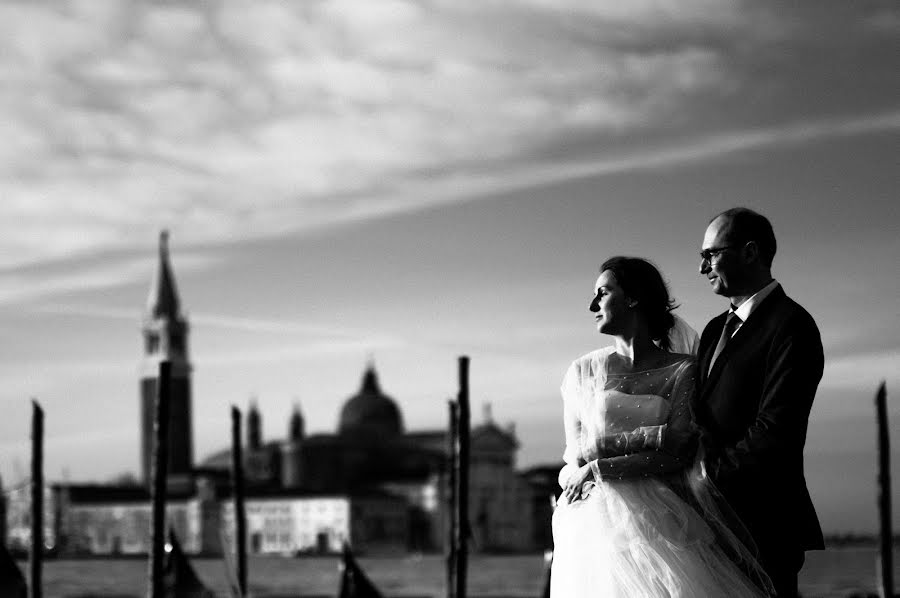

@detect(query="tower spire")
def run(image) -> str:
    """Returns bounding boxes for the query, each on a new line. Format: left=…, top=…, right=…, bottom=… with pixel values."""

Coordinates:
left=146, top=229, right=181, bottom=319
left=140, top=230, right=193, bottom=487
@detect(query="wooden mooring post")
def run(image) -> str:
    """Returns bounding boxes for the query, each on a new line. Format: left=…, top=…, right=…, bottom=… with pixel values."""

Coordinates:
left=231, top=406, right=248, bottom=597
left=455, top=356, right=470, bottom=598
left=875, top=381, right=893, bottom=598
left=29, top=400, right=43, bottom=598
left=147, top=360, right=171, bottom=598
left=446, top=399, right=459, bottom=598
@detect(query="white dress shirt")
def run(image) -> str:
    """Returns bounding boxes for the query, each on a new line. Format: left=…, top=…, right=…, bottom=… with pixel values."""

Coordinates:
left=728, top=279, right=780, bottom=336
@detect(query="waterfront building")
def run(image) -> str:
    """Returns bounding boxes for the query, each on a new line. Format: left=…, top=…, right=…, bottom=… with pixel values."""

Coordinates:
left=3, top=483, right=55, bottom=554
left=2, top=232, right=537, bottom=556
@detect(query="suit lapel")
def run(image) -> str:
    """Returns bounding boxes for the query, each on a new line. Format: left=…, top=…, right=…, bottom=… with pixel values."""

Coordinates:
left=702, top=286, right=787, bottom=394
left=699, top=311, right=727, bottom=386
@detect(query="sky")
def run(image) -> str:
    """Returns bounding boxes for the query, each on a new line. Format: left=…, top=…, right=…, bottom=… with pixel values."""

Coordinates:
left=0, top=0, right=898, bottom=533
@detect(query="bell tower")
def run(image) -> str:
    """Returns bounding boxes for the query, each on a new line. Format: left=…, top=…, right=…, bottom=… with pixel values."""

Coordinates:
left=140, top=231, right=193, bottom=486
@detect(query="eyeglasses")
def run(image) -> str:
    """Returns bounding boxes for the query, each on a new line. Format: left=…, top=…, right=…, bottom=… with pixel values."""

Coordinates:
left=699, top=246, right=735, bottom=263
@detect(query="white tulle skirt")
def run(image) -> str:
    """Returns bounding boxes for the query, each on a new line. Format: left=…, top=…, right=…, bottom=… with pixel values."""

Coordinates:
left=551, top=477, right=767, bottom=598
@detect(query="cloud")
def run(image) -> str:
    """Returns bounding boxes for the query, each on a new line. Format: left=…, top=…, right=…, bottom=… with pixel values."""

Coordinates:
left=0, top=252, right=217, bottom=305
left=819, top=348, right=900, bottom=393
left=31, top=302, right=406, bottom=343
left=0, top=0, right=895, bottom=270
left=517, top=0, right=740, bottom=23
left=300, top=110, right=900, bottom=227
left=0, top=0, right=741, bottom=265
left=198, top=337, right=406, bottom=368
left=23, top=302, right=548, bottom=367
left=18, top=303, right=411, bottom=372
left=440, top=111, right=900, bottom=197
left=864, top=8, right=900, bottom=35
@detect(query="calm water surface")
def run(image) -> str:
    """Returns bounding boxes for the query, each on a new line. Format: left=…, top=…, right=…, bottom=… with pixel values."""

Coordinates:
left=31, top=548, right=900, bottom=598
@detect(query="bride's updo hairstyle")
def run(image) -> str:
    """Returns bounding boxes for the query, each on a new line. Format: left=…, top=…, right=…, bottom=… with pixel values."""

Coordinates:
left=600, top=256, right=678, bottom=351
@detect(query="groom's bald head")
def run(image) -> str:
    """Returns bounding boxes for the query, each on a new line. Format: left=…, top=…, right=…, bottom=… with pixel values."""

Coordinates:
left=710, top=208, right=777, bottom=268
left=701, top=207, right=776, bottom=300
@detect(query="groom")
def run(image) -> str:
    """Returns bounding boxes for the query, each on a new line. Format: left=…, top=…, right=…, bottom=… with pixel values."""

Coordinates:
left=696, top=208, right=824, bottom=598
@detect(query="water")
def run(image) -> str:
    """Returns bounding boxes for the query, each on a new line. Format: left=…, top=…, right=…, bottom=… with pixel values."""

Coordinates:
left=27, top=548, right=900, bottom=598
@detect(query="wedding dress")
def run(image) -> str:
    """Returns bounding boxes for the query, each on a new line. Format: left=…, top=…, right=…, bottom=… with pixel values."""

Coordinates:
left=551, top=343, right=771, bottom=598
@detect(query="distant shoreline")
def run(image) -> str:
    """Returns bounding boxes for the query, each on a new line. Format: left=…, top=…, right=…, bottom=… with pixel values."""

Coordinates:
left=10, top=542, right=893, bottom=562
left=823, top=533, right=896, bottom=548
left=17, top=551, right=899, bottom=598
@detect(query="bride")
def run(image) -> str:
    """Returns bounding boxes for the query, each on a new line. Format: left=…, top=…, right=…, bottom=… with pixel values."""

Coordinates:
left=551, top=256, right=772, bottom=598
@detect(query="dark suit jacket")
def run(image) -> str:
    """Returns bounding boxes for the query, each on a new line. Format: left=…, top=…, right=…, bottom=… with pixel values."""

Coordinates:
left=696, top=284, right=825, bottom=556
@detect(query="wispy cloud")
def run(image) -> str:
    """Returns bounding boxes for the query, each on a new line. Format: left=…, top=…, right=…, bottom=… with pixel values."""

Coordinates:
left=820, top=348, right=900, bottom=394
left=428, top=111, right=900, bottom=200
left=0, top=1, right=895, bottom=270
left=31, top=302, right=403, bottom=342
left=0, top=253, right=217, bottom=306
left=0, top=0, right=753, bottom=266
left=198, top=338, right=406, bottom=368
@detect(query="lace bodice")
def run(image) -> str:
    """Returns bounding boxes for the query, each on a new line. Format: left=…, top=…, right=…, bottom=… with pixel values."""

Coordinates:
left=559, top=347, right=698, bottom=488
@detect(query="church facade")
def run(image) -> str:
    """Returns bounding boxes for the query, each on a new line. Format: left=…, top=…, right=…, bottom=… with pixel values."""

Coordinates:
left=3, top=233, right=540, bottom=556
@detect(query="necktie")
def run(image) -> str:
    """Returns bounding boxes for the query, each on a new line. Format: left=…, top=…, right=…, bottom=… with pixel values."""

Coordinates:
left=709, top=311, right=741, bottom=374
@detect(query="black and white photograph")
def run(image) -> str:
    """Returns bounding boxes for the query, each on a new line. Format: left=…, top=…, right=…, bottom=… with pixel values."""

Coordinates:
left=0, top=1, right=897, bottom=597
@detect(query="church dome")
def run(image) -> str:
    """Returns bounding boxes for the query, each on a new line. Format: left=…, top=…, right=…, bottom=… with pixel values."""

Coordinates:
left=338, top=365, right=404, bottom=437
